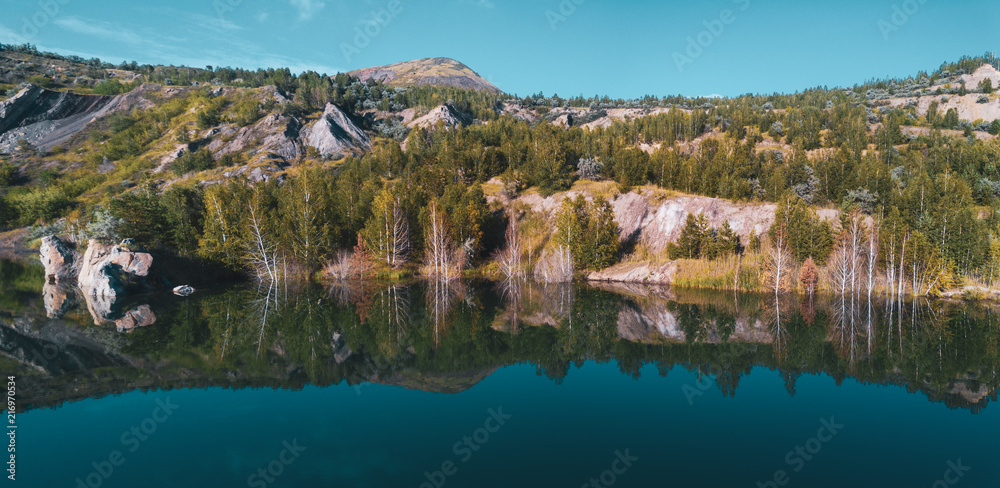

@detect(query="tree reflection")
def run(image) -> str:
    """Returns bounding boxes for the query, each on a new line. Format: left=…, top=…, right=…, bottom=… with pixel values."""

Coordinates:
left=20, top=274, right=1000, bottom=413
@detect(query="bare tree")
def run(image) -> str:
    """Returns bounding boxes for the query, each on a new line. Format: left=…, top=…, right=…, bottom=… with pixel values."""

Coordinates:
left=496, top=211, right=524, bottom=285
left=846, top=213, right=863, bottom=295
left=864, top=221, right=880, bottom=300
left=365, top=189, right=411, bottom=268
left=828, top=243, right=852, bottom=297
left=246, top=200, right=280, bottom=282
left=885, top=231, right=897, bottom=302
left=765, top=231, right=793, bottom=297
left=423, top=201, right=464, bottom=280
left=325, top=250, right=359, bottom=281
left=389, top=200, right=410, bottom=267
left=534, top=245, right=574, bottom=283
left=897, top=232, right=908, bottom=299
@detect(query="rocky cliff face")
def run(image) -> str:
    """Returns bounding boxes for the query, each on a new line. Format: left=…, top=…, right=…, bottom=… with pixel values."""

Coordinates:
left=0, top=85, right=113, bottom=153
left=516, top=188, right=840, bottom=252
left=0, top=83, right=168, bottom=153
left=407, top=104, right=472, bottom=130
left=209, top=112, right=303, bottom=161
left=302, top=103, right=372, bottom=157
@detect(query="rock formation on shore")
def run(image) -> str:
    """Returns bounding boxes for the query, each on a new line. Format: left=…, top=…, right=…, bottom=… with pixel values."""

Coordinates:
left=77, top=239, right=153, bottom=298
left=39, top=236, right=81, bottom=283
left=38, top=236, right=157, bottom=328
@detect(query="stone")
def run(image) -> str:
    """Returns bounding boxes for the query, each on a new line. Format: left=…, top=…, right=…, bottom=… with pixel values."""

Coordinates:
left=84, top=291, right=117, bottom=325
left=115, top=305, right=157, bottom=332
left=42, top=281, right=78, bottom=319
left=302, top=103, right=372, bottom=157
left=173, top=285, right=195, bottom=297
left=39, top=236, right=81, bottom=283
left=79, top=239, right=153, bottom=298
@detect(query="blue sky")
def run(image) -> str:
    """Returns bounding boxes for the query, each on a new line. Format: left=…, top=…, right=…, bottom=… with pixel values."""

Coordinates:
left=1, top=0, right=998, bottom=98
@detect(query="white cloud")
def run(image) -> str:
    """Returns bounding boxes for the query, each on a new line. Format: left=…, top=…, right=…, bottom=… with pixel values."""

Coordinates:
left=255, top=11, right=271, bottom=23
left=290, top=0, right=326, bottom=20
left=0, top=24, right=29, bottom=45
left=53, top=17, right=145, bottom=45
left=180, top=12, right=243, bottom=33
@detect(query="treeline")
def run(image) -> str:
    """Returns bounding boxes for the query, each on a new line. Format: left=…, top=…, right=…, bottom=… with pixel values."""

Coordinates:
left=87, top=164, right=496, bottom=280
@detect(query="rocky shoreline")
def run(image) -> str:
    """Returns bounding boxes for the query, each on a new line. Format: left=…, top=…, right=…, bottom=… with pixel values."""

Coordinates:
left=38, top=236, right=157, bottom=331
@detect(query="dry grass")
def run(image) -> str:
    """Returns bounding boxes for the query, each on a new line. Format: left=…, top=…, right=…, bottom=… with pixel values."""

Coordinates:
left=671, top=252, right=764, bottom=292
left=514, top=205, right=553, bottom=267
left=623, top=241, right=672, bottom=266
left=481, top=179, right=503, bottom=199
left=568, top=179, right=620, bottom=200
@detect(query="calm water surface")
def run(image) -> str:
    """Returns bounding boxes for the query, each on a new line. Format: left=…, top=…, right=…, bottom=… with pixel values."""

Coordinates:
left=2, top=259, right=999, bottom=487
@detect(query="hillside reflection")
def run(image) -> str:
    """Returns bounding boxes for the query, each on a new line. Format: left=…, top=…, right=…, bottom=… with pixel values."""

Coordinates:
left=2, top=257, right=998, bottom=413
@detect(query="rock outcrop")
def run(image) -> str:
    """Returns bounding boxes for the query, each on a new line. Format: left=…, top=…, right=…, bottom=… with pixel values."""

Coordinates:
left=209, top=113, right=302, bottom=162
left=78, top=239, right=153, bottom=298
left=302, top=103, right=371, bottom=157
left=0, top=83, right=170, bottom=154
left=39, top=236, right=81, bottom=283
left=0, top=85, right=114, bottom=153
left=407, top=104, right=472, bottom=130
left=588, top=262, right=679, bottom=285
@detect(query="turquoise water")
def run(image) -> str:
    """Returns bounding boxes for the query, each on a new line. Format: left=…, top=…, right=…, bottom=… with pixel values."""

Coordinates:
left=3, top=265, right=1000, bottom=487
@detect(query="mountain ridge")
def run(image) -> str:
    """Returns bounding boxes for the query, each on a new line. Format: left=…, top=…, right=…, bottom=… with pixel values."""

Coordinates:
left=348, top=57, right=500, bottom=93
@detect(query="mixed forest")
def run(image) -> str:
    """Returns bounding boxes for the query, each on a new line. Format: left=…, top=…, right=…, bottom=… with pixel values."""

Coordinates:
left=3, top=43, right=1000, bottom=298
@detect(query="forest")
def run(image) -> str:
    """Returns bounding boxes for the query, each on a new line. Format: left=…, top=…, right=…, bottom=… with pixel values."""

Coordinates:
left=2, top=44, right=1000, bottom=298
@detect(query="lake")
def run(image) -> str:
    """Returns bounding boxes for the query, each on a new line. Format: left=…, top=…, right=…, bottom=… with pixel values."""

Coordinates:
left=2, top=258, right=999, bottom=488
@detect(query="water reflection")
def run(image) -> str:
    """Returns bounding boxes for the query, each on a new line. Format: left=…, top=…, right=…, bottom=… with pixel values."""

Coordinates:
left=4, top=263, right=1000, bottom=412
left=41, top=270, right=156, bottom=332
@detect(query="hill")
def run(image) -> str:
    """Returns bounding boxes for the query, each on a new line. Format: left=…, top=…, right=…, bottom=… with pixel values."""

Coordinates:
left=348, top=57, right=500, bottom=93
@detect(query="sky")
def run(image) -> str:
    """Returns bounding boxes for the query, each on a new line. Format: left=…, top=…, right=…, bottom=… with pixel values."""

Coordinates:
left=1, top=0, right=999, bottom=98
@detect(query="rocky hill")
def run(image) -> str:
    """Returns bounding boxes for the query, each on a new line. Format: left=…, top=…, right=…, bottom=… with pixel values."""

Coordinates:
left=349, top=57, right=500, bottom=92
left=0, top=85, right=115, bottom=153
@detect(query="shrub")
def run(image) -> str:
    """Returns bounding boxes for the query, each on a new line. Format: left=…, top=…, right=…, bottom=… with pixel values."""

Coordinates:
left=576, top=158, right=603, bottom=180
left=0, top=164, right=17, bottom=188
left=979, top=78, right=994, bottom=94
left=230, top=96, right=263, bottom=127
left=196, top=107, right=220, bottom=129
left=844, top=188, right=879, bottom=214
left=93, top=79, right=136, bottom=95
left=172, top=148, right=216, bottom=175
left=13, top=188, right=71, bottom=225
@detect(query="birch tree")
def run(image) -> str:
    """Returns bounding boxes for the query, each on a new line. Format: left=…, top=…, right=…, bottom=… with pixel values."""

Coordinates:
left=363, top=187, right=410, bottom=268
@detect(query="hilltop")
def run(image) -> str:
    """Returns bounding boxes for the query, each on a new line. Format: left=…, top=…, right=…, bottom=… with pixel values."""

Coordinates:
left=348, top=57, right=500, bottom=93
